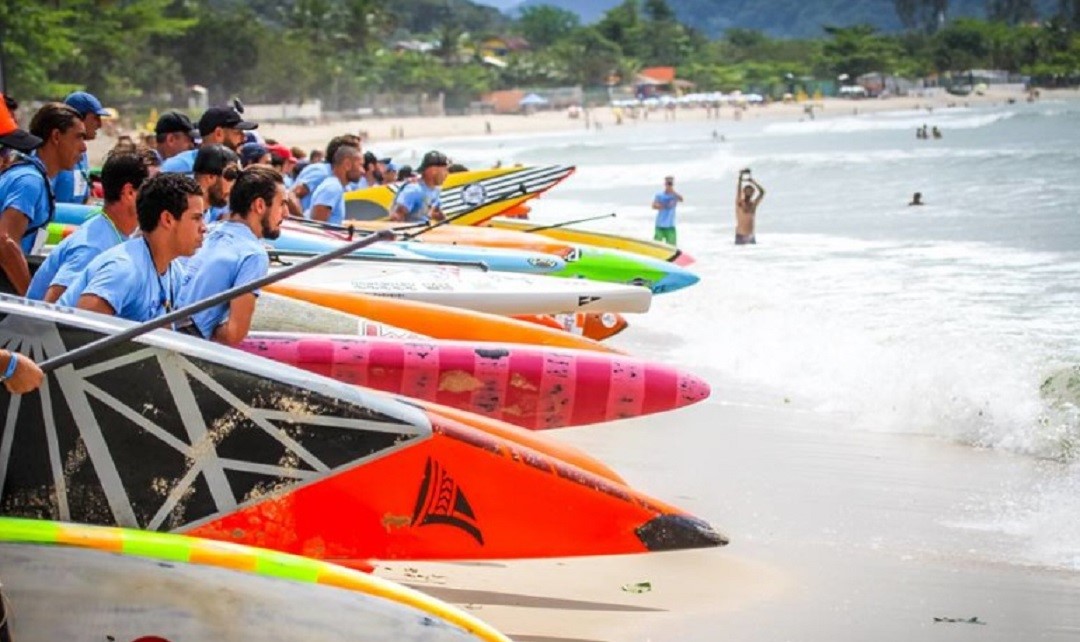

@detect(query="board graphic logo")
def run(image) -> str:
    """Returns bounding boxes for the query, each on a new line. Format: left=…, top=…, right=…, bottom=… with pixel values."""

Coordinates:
left=411, top=457, right=484, bottom=545
left=527, top=256, right=559, bottom=269
left=577, top=295, right=601, bottom=306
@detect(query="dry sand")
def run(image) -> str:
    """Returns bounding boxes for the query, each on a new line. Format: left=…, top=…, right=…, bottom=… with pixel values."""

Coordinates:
left=88, top=86, right=1057, bottom=165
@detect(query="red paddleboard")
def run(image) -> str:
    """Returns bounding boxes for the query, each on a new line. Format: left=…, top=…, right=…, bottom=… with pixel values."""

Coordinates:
left=187, top=410, right=726, bottom=562
left=239, top=333, right=711, bottom=429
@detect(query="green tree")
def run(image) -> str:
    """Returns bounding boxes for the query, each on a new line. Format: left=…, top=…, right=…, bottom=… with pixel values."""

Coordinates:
left=0, top=0, right=80, bottom=99
left=551, top=27, right=625, bottom=86
left=596, top=0, right=644, bottom=59
left=895, top=0, right=950, bottom=32
left=517, top=5, right=580, bottom=48
left=988, top=0, right=1037, bottom=24
left=818, top=24, right=905, bottom=78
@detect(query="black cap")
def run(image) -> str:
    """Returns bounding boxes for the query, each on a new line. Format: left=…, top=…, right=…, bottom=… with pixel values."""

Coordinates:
left=417, top=150, right=449, bottom=172
left=0, top=129, right=42, bottom=153
left=197, top=106, right=258, bottom=136
left=155, top=111, right=198, bottom=138
left=193, top=144, right=240, bottom=175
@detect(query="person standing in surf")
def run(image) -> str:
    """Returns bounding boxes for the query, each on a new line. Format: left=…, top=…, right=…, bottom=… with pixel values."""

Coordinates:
left=176, top=166, right=285, bottom=345
left=651, top=175, right=683, bottom=246
left=390, top=150, right=448, bottom=223
left=28, top=152, right=151, bottom=302
left=58, top=173, right=206, bottom=322
left=735, top=168, right=765, bottom=245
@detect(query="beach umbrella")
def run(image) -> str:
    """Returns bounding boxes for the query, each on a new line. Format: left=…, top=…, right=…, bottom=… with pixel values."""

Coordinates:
left=519, top=93, right=549, bottom=106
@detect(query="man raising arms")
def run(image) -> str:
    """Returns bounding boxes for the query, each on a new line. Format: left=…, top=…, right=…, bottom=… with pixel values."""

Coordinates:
left=735, top=169, right=765, bottom=245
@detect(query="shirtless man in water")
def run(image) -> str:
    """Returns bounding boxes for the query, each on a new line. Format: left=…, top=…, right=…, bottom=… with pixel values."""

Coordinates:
left=735, top=169, right=765, bottom=245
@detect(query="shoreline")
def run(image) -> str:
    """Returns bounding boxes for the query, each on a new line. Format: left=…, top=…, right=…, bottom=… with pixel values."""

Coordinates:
left=87, top=86, right=1077, bottom=165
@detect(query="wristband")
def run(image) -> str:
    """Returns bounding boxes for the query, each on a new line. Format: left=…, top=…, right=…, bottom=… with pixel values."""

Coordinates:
left=1, top=354, right=17, bottom=381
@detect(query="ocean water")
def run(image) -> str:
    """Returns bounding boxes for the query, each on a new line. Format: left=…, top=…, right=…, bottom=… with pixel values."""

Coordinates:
left=441, top=102, right=1080, bottom=573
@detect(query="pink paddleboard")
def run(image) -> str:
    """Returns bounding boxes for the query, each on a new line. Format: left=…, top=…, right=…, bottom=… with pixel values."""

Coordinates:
left=240, top=333, right=710, bottom=430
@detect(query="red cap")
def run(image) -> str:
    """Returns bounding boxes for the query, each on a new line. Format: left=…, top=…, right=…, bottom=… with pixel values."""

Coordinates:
left=266, top=143, right=295, bottom=162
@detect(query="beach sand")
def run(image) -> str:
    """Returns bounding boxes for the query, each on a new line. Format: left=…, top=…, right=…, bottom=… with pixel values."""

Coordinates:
left=88, top=86, right=1063, bottom=165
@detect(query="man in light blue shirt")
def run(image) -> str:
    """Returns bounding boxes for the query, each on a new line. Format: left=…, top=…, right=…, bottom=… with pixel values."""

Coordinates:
left=651, top=175, right=683, bottom=245
left=160, top=104, right=257, bottom=175
left=0, top=102, right=85, bottom=295
left=59, top=173, right=206, bottom=322
left=289, top=134, right=360, bottom=214
left=305, top=145, right=363, bottom=225
left=192, top=145, right=239, bottom=224
left=28, top=152, right=149, bottom=302
left=177, top=166, right=285, bottom=345
left=53, top=91, right=110, bottom=204
left=390, top=150, right=449, bottom=223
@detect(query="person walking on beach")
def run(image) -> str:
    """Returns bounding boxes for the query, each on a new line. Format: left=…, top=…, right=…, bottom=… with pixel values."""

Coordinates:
left=909, top=192, right=924, bottom=206
left=390, top=151, right=448, bottom=223
left=651, top=175, right=683, bottom=246
left=735, top=169, right=765, bottom=245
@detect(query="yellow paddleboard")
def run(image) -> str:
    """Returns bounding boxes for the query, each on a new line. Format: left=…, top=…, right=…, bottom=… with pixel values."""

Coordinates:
left=486, top=216, right=693, bottom=265
left=345, top=164, right=574, bottom=225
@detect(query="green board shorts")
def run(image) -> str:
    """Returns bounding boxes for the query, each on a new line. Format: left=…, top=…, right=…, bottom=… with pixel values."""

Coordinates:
left=654, top=227, right=677, bottom=245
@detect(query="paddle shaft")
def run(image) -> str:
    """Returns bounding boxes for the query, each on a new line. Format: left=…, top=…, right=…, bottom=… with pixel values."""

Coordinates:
left=522, top=212, right=616, bottom=233
left=269, top=250, right=489, bottom=272
left=38, top=229, right=396, bottom=373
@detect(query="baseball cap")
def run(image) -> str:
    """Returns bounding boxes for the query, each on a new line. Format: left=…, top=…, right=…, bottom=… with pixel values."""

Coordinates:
left=239, top=142, right=269, bottom=166
left=155, top=111, right=198, bottom=138
left=197, top=105, right=258, bottom=136
left=417, top=150, right=449, bottom=172
left=193, top=144, right=240, bottom=175
left=0, top=93, right=42, bottom=153
left=64, top=91, right=110, bottom=117
left=266, top=143, right=295, bottom=162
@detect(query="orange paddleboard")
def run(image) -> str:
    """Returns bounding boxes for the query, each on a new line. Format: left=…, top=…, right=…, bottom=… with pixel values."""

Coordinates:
left=188, top=411, right=725, bottom=562
left=265, top=282, right=620, bottom=354
left=407, top=400, right=625, bottom=484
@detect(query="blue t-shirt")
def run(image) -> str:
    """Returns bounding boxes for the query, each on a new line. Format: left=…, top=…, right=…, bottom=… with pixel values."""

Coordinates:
left=293, top=162, right=331, bottom=211
left=654, top=192, right=679, bottom=229
left=52, top=153, right=91, bottom=204
left=27, top=210, right=127, bottom=300
left=178, top=221, right=269, bottom=339
left=203, top=205, right=230, bottom=225
left=57, top=237, right=186, bottom=323
left=305, top=177, right=346, bottom=225
left=393, top=182, right=441, bottom=223
left=159, top=149, right=197, bottom=175
left=0, top=154, right=54, bottom=254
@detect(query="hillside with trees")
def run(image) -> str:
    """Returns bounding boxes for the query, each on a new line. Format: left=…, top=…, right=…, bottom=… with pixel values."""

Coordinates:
left=0, top=0, right=1077, bottom=112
